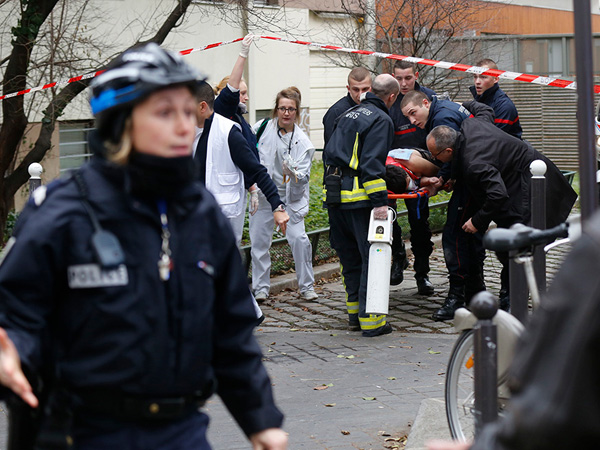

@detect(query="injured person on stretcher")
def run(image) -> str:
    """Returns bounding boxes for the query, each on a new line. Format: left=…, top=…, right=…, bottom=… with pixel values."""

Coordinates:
left=384, top=148, right=440, bottom=196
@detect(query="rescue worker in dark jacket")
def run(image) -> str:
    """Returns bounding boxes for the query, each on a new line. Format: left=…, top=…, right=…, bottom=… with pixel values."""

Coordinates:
left=322, top=67, right=372, bottom=147
left=470, top=58, right=522, bottom=139
left=401, top=90, right=482, bottom=321
left=428, top=212, right=600, bottom=450
left=388, top=60, right=437, bottom=294
left=0, top=43, right=286, bottom=450
left=426, top=101, right=576, bottom=310
left=323, top=74, right=400, bottom=337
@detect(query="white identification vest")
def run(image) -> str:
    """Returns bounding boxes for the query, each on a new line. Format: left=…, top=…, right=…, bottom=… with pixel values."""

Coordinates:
left=205, top=113, right=245, bottom=219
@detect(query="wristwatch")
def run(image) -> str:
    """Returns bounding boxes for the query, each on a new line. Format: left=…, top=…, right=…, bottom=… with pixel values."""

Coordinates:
left=274, top=203, right=286, bottom=212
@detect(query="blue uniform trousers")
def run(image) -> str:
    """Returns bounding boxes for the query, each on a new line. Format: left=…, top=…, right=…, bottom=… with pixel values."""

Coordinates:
left=73, top=411, right=211, bottom=450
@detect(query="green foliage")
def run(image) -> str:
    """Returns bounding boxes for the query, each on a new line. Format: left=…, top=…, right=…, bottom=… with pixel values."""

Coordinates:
left=3, top=210, right=19, bottom=245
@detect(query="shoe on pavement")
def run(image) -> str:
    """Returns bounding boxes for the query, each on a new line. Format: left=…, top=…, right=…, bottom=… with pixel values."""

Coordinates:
left=416, top=276, right=434, bottom=296
left=349, top=316, right=361, bottom=331
left=362, top=322, right=393, bottom=337
left=254, top=291, right=268, bottom=301
left=432, top=294, right=465, bottom=321
left=300, top=289, right=318, bottom=300
left=390, top=257, right=409, bottom=286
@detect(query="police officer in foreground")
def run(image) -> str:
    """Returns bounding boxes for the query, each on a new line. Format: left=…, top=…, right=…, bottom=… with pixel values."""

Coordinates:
left=0, top=43, right=286, bottom=450
left=323, top=74, right=400, bottom=337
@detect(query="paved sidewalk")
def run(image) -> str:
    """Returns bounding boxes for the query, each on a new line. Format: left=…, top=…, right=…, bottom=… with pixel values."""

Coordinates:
left=206, top=235, right=572, bottom=449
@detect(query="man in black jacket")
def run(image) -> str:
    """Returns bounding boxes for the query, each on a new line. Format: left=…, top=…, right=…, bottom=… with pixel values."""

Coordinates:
left=471, top=58, right=522, bottom=139
left=426, top=101, right=576, bottom=306
left=323, top=74, right=400, bottom=337
left=322, top=67, right=372, bottom=147
left=388, top=60, right=438, bottom=294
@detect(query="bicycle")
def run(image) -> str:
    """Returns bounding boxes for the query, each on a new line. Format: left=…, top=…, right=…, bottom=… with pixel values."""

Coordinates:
left=444, top=221, right=573, bottom=441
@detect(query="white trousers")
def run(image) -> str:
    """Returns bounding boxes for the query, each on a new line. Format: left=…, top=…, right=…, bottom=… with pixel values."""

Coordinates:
left=225, top=194, right=262, bottom=319
left=249, top=195, right=315, bottom=295
left=227, top=193, right=247, bottom=247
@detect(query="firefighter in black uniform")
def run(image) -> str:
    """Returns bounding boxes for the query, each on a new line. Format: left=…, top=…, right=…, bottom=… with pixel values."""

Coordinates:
left=471, top=58, right=522, bottom=140
left=0, top=44, right=286, bottom=450
left=323, top=74, right=400, bottom=337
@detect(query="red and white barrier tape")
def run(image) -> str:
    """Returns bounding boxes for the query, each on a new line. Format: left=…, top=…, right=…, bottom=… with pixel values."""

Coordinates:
left=1, top=35, right=597, bottom=102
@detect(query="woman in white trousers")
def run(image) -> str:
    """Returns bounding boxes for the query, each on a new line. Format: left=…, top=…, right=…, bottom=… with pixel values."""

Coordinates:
left=250, top=87, right=317, bottom=301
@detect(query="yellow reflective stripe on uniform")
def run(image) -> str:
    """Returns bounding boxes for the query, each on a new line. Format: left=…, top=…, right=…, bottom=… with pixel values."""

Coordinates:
left=340, top=176, right=369, bottom=203
left=349, top=132, right=360, bottom=170
left=363, top=178, right=387, bottom=194
left=359, top=314, right=387, bottom=329
left=340, top=263, right=359, bottom=314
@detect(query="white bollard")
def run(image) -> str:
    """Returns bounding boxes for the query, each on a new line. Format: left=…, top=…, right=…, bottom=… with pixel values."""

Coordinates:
left=365, top=208, right=394, bottom=315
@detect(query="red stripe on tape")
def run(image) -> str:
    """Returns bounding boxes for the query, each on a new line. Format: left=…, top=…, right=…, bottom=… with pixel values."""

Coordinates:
left=451, top=64, right=472, bottom=72
left=515, top=74, right=538, bottom=83
left=179, top=48, right=194, bottom=55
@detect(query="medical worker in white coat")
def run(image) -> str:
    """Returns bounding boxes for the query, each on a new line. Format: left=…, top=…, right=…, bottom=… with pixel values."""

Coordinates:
left=250, top=87, right=317, bottom=301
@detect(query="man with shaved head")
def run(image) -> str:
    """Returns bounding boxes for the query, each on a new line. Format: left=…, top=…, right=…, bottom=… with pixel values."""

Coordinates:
left=323, top=74, right=400, bottom=337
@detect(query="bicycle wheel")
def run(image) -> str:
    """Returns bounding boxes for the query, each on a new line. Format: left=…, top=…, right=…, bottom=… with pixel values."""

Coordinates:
left=445, top=329, right=512, bottom=441
left=445, top=329, right=476, bottom=441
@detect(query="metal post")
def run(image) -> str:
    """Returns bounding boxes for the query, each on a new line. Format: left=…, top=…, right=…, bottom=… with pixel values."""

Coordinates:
left=471, top=291, right=498, bottom=435
left=28, top=163, right=43, bottom=197
left=530, top=160, right=547, bottom=293
left=573, top=0, right=598, bottom=225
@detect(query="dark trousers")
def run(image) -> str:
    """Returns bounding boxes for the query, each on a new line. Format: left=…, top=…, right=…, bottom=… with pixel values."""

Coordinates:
left=74, top=411, right=211, bottom=450
left=405, top=196, right=433, bottom=279
left=328, top=207, right=387, bottom=330
left=442, top=183, right=486, bottom=299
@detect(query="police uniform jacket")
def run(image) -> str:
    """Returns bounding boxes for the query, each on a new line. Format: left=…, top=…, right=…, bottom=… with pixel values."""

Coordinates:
left=323, top=93, right=393, bottom=209
left=0, top=137, right=283, bottom=436
left=322, top=93, right=357, bottom=147
left=452, top=101, right=576, bottom=231
left=389, top=82, right=435, bottom=149
left=469, top=83, right=523, bottom=139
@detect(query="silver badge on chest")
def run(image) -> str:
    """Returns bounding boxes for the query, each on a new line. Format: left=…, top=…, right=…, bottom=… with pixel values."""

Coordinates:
left=68, top=264, right=129, bottom=289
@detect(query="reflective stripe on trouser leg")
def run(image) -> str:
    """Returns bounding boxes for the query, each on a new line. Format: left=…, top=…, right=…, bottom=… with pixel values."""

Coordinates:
left=249, top=195, right=275, bottom=294
left=339, top=263, right=359, bottom=315
left=359, top=314, right=387, bottom=330
left=286, top=213, right=315, bottom=293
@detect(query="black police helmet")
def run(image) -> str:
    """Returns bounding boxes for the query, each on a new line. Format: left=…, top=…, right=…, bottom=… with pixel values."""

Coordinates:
left=90, top=42, right=204, bottom=144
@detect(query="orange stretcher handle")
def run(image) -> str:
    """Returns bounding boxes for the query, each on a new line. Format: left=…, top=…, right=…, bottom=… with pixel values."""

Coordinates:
left=388, top=188, right=430, bottom=200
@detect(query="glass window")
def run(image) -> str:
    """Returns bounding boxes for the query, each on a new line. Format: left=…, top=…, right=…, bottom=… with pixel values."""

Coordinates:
left=59, top=122, right=93, bottom=173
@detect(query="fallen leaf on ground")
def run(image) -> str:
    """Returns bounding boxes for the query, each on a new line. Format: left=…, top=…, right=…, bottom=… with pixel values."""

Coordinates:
left=314, top=385, right=329, bottom=390
left=341, top=430, right=350, bottom=435
left=324, top=403, right=336, bottom=407
left=362, top=397, right=376, bottom=401
left=387, top=377, right=396, bottom=380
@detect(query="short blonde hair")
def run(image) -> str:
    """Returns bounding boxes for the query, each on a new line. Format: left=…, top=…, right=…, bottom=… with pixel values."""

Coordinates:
left=104, top=117, right=133, bottom=165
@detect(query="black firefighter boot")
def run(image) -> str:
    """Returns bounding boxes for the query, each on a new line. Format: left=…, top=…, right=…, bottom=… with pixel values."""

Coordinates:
left=390, top=245, right=409, bottom=286
left=432, top=284, right=465, bottom=321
